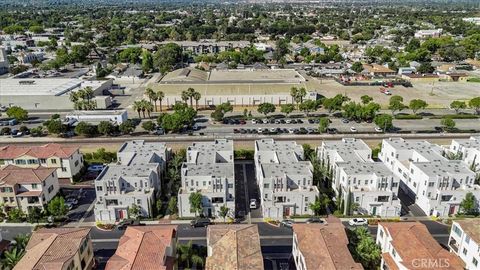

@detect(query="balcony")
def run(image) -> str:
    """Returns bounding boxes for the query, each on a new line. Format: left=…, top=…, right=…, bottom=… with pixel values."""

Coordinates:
left=448, top=238, right=459, bottom=253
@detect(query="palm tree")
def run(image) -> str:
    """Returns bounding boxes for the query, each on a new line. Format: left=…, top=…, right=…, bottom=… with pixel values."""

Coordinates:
left=157, top=91, right=165, bottom=112
left=145, top=88, right=155, bottom=103
left=143, top=100, right=154, bottom=118
left=193, top=91, right=201, bottom=111
left=69, top=92, right=79, bottom=103
left=83, top=87, right=94, bottom=102
left=177, top=241, right=204, bottom=269
left=132, top=101, right=143, bottom=118
left=1, top=247, right=25, bottom=270
left=290, top=87, right=298, bottom=105
left=152, top=92, right=159, bottom=112
left=186, top=87, right=196, bottom=107
left=298, top=87, right=307, bottom=104
left=181, top=90, right=189, bottom=105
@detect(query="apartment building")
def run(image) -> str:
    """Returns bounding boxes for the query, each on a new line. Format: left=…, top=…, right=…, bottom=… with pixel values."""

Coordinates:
left=106, top=225, right=178, bottom=270
left=380, top=138, right=480, bottom=216
left=449, top=219, right=480, bottom=269
left=254, top=139, right=319, bottom=218
left=0, top=143, right=84, bottom=181
left=0, top=165, right=60, bottom=214
left=15, top=228, right=94, bottom=270
left=377, top=222, right=464, bottom=270
left=205, top=225, right=264, bottom=270
left=0, top=46, right=9, bottom=75
left=159, top=40, right=250, bottom=54
left=318, top=138, right=401, bottom=217
left=449, top=136, right=480, bottom=170
left=414, top=29, right=443, bottom=39
left=178, top=139, right=235, bottom=218
left=292, top=220, right=363, bottom=270
left=94, top=140, right=169, bottom=222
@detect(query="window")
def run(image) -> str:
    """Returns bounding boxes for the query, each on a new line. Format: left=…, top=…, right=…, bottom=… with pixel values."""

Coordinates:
left=465, top=235, right=470, bottom=244
left=264, top=183, right=269, bottom=188
left=39, top=159, right=46, bottom=163
left=428, top=182, right=435, bottom=187
left=356, top=197, right=360, bottom=202
left=392, top=182, right=398, bottom=188
left=463, top=248, right=468, bottom=256
left=32, top=184, right=38, bottom=189
left=61, top=167, right=67, bottom=172
left=228, top=183, right=233, bottom=188
left=15, top=159, right=26, bottom=165
left=0, top=187, right=13, bottom=193
left=304, top=197, right=308, bottom=202
left=9, top=197, right=14, bottom=202
left=473, top=258, right=478, bottom=267
left=27, top=159, right=38, bottom=165
left=74, top=160, right=79, bottom=167
left=96, top=186, right=103, bottom=192
left=137, top=199, right=141, bottom=205
left=51, top=159, right=57, bottom=164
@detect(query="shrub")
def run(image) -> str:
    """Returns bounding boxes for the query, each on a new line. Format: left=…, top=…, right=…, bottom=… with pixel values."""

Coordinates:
left=394, top=114, right=423, bottom=120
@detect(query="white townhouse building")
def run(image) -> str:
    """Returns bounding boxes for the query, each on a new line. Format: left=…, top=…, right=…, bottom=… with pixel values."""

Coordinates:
left=318, top=138, right=401, bottom=217
left=94, top=140, right=170, bottom=222
left=449, top=219, right=480, bottom=270
left=177, top=139, right=235, bottom=218
left=379, top=138, right=480, bottom=217
left=0, top=143, right=84, bottom=182
left=449, top=136, right=480, bottom=170
left=254, top=139, right=319, bottom=218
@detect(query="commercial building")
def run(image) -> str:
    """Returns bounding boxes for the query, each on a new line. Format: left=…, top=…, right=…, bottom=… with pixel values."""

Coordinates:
left=159, top=40, right=250, bottom=54
left=318, top=138, right=401, bottom=217
left=0, top=165, right=60, bottom=214
left=254, top=139, right=319, bottom=218
left=0, top=143, right=84, bottom=181
left=205, top=224, right=264, bottom=270
left=377, top=222, right=464, bottom=270
left=292, top=220, right=363, bottom=270
left=414, top=29, right=443, bottom=39
left=65, top=110, right=128, bottom=125
left=361, top=64, right=396, bottom=77
left=14, top=228, right=94, bottom=270
left=106, top=225, right=178, bottom=270
left=0, top=78, right=113, bottom=110
left=178, top=139, right=235, bottom=218
left=379, top=138, right=480, bottom=216
left=449, top=219, right=480, bottom=269
left=0, top=47, right=9, bottom=75
left=94, top=140, right=170, bottom=222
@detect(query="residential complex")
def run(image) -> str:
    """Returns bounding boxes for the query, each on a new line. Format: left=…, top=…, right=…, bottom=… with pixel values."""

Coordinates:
left=449, top=219, right=480, bottom=269
left=292, top=219, right=363, bottom=270
left=205, top=224, right=264, bottom=270
left=377, top=222, right=464, bottom=270
left=178, top=139, right=235, bottom=218
left=15, top=228, right=94, bottom=270
left=0, top=165, right=60, bottom=214
left=0, top=143, right=84, bottom=181
left=379, top=138, right=480, bottom=216
left=254, top=139, right=319, bottom=218
left=94, top=140, right=169, bottom=222
left=449, top=136, right=480, bottom=170
left=106, top=225, right=177, bottom=270
left=318, top=138, right=401, bottom=217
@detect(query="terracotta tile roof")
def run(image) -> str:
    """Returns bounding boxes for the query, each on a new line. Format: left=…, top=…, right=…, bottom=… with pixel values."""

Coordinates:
left=379, top=222, right=464, bottom=270
left=106, top=225, right=177, bottom=270
left=0, top=165, right=56, bottom=186
left=205, top=224, right=264, bottom=270
left=0, top=143, right=79, bottom=159
left=292, top=223, right=363, bottom=270
left=381, top=253, right=400, bottom=270
left=455, top=219, right=480, bottom=244
left=14, top=228, right=91, bottom=270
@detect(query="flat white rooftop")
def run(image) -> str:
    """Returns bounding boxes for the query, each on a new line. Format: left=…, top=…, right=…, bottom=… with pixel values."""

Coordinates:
left=0, top=78, right=83, bottom=96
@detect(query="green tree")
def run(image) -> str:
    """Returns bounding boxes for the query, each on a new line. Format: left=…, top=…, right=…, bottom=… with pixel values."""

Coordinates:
left=44, top=119, right=67, bottom=135
left=132, top=100, right=144, bottom=118
left=323, top=94, right=349, bottom=115
left=219, top=205, right=229, bottom=222
left=281, top=104, right=295, bottom=116
left=141, top=51, right=153, bottom=73
left=154, top=43, right=183, bottom=73
left=388, top=95, right=406, bottom=115
left=351, top=61, right=364, bottom=73
left=168, top=197, right=178, bottom=215
left=441, top=117, right=456, bottom=131
left=299, top=100, right=320, bottom=116
left=217, top=102, right=233, bottom=114
left=6, top=106, right=28, bottom=122
left=450, top=101, right=467, bottom=114
left=12, top=234, right=30, bottom=251
left=352, top=227, right=382, bottom=269
left=47, top=196, right=67, bottom=218
left=189, top=192, right=203, bottom=217
left=177, top=241, right=204, bottom=269
left=469, top=97, right=480, bottom=115
left=128, top=203, right=142, bottom=220
left=417, top=62, right=435, bottom=74
left=210, top=109, right=225, bottom=122
left=97, top=121, right=115, bottom=136
left=142, top=121, right=156, bottom=132
left=74, top=122, right=97, bottom=137
left=459, top=192, right=479, bottom=216
left=193, top=91, right=202, bottom=111
left=157, top=91, right=165, bottom=112
left=119, top=120, right=135, bottom=134
left=318, top=117, right=330, bottom=133
left=374, top=114, right=393, bottom=131
left=409, top=99, right=428, bottom=115
left=257, top=103, right=276, bottom=116
left=360, top=95, right=373, bottom=105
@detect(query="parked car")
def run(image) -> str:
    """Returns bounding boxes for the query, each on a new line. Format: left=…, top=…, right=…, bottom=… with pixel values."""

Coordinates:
left=342, top=118, right=350, bottom=124
left=348, top=218, right=368, bottom=226
left=375, top=127, right=383, bottom=132
left=192, top=124, right=200, bottom=131
left=87, top=164, right=104, bottom=172
left=191, top=218, right=211, bottom=228
left=249, top=199, right=257, bottom=209
left=11, top=130, right=23, bottom=137
left=280, top=219, right=295, bottom=228
left=306, top=217, right=325, bottom=224
left=117, top=219, right=146, bottom=230
left=350, top=127, right=357, bottom=132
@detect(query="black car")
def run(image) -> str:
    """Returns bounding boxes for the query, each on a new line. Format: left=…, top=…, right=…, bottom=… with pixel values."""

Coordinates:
left=117, top=219, right=145, bottom=230
left=191, top=218, right=211, bottom=228
left=308, top=119, right=314, bottom=124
